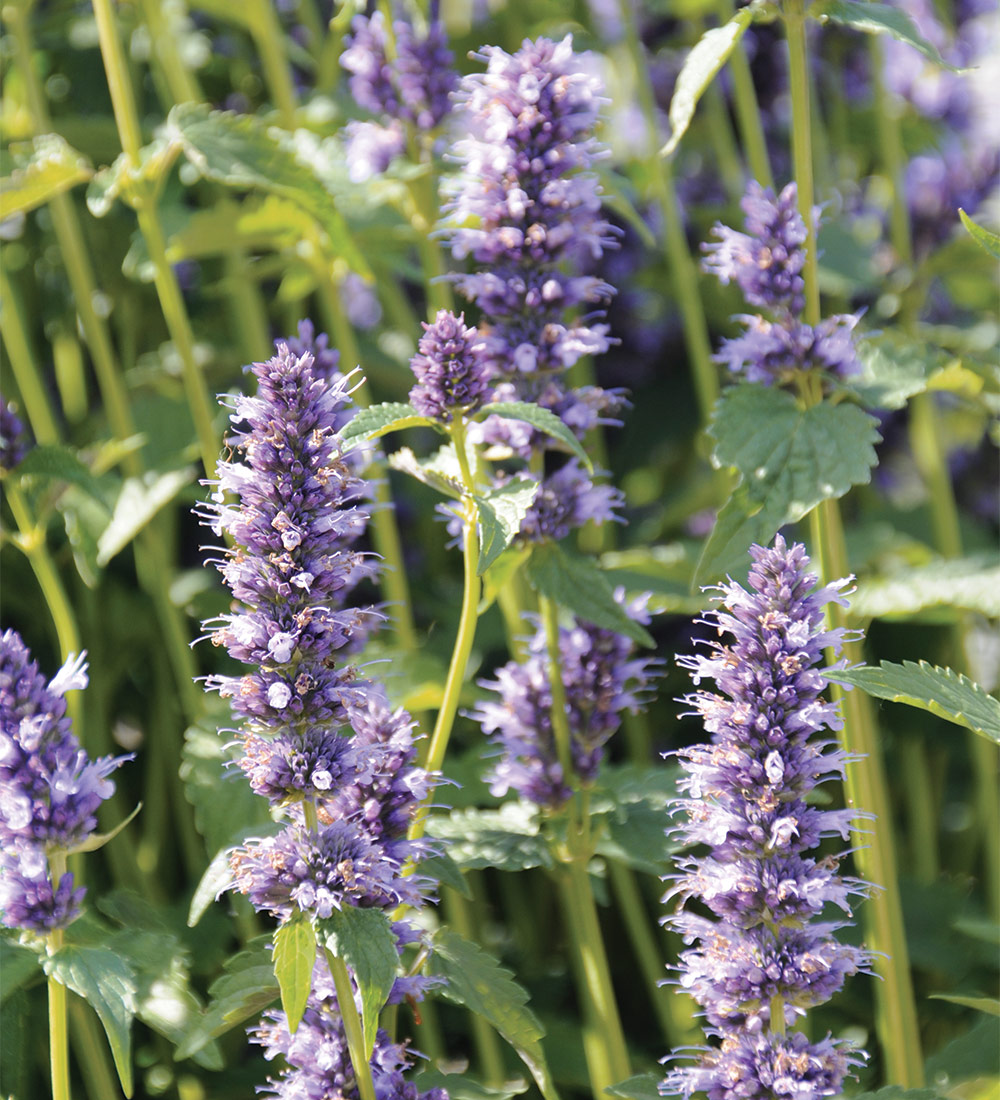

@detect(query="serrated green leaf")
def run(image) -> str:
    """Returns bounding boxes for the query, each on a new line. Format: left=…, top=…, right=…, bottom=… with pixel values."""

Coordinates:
left=430, top=927, right=553, bottom=1095
left=817, top=0, right=957, bottom=68
left=476, top=478, right=539, bottom=575
left=43, top=945, right=136, bottom=1096
left=12, top=444, right=109, bottom=504
left=828, top=661, right=1000, bottom=743
left=929, top=993, right=1000, bottom=1016
left=480, top=544, right=532, bottom=614
left=389, top=444, right=464, bottom=499
left=415, top=1070, right=528, bottom=1100
left=167, top=104, right=371, bottom=277
left=606, top=1074, right=662, bottom=1100
left=479, top=402, right=592, bottom=471
left=0, top=134, right=92, bottom=216
left=697, top=386, right=880, bottom=584
left=660, top=9, right=754, bottom=156
left=590, top=764, right=683, bottom=875
left=959, top=209, right=1000, bottom=259
left=340, top=402, right=438, bottom=449
left=85, top=136, right=176, bottom=217
left=273, top=914, right=316, bottom=1034
left=425, top=803, right=553, bottom=872
left=96, top=467, right=194, bottom=566
left=317, top=907, right=398, bottom=1057
left=0, top=939, right=42, bottom=1003
left=848, top=334, right=948, bottom=410
left=851, top=554, right=1000, bottom=620
left=526, top=543, right=655, bottom=647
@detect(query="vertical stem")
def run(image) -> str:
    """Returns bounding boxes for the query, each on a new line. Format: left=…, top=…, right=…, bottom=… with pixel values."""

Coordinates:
left=0, top=266, right=60, bottom=445
left=324, top=949, right=378, bottom=1100
left=69, top=997, right=121, bottom=1100
left=900, top=738, right=938, bottom=884
left=721, top=3, right=774, bottom=191
left=540, top=593, right=575, bottom=785
left=703, top=80, right=746, bottom=200
left=46, top=850, right=70, bottom=1100
left=248, top=0, right=299, bottom=128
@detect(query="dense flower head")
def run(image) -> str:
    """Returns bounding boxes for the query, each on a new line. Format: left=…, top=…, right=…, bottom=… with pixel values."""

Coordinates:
left=713, top=314, right=863, bottom=384
left=663, top=537, right=869, bottom=1097
left=703, top=182, right=808, bottom=316
left=408, top=311, right=492, bottom=422
left=237, top=725, right=359, bottom=805
left=474, top=595, right=657, bottom=808
left=0, top=630, right=127, bottom=931
left=0, top=397, right=26, bottom=472
left=516, top=460, right=625, bottom=544
left=201, top=343, right=378, bottom=732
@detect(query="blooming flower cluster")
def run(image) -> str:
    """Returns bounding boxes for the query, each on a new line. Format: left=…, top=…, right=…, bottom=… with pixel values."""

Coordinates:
left=201, top=334, right=442, bottom=1098
left=703, top=181, right=862, bottom=384
left=409, top=310, right=491, bottom=423
left=341, top=5, right=456, bottom=181
left=0, top=630, right=128, bottom=931
left=662, top=536, right=871, bottom=1098
left=473, top=596, right=657, bottom=809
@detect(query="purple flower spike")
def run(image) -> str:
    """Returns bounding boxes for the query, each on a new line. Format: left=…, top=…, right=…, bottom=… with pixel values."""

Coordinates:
left=409, top=310, right=491, bottom=422
left=662, top=537, right=870, bottom=1097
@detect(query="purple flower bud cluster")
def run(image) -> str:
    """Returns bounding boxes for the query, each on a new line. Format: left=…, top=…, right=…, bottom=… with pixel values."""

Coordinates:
left=341, top=7, right=456, bottom=182
left=199, top=336, right=443, bottom=1097
left=0, top=630, right=128, bottom=931
left=0, top=396, right=27, bottom=472
left=409, top=310, right=492, bottom=422
left=703, top=182, right=862, bottom=385
left=473, top=595, right=658, bottom=809
left=662, top=537, right=871, bottom=1098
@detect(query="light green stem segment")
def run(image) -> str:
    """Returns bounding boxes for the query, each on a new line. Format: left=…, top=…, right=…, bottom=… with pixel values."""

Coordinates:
left=324, top=948, right=378, bottom=1100
left=247, top=0, right=298, bottom=128
left=720, top=0, right=774, bottom=190
left=540, top=594, right=575, bottom=785
left=0, top=266, right=60, bottom=444
left=47, top=850, right=70, bottom=1100
left=810, top=499, right=924, bottom=1086
left=619, top=0, right=718, bottom=423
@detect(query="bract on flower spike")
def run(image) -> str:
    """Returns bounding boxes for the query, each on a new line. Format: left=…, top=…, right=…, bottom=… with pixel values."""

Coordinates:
left=662, top=536, right=872, bottom=1098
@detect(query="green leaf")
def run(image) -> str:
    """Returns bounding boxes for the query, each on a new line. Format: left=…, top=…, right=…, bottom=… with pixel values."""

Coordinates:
left=929, top=993, right=1000, bottom=1016
left=828, top=661, right=1000, bottom=743
left=175, top=939, right=278, bottom=1059
left=67, top=801, right=142, bottom=855
left=851, top=554, right=1000, bottom=620
left=480, top=545, right=532, bottom=614
left=414, top=1070, right=528, bottom=1100
left=388, top=444, right=463, bottom=499
left=0, top=134, right=92, bottom=216
left=925, top=1015, right=999, bottom=1082
left=590, top=764, right=683, bottom=875
left=599, top=544, right=704, bottom=616
left=0, top=939, right=42, bottom=1003
left=425, top=802, right=553, bottom=873
left=849, top=1090, right=948, bottom=1100
left=697, top=386, right=880, bottom=584
left=478, top=402, right=592, bottom=471
left=476, top=478, right=539, bottom=575
left=188, top=845, right=236, bottom=927
left=847, top=334, right=949, bottom=410
left=95, top=468, right=194, bottom=566
left=86, top=136, right=177, bottom=217
left=526, top=542, right=655, bottom=647
left=959, top=209, right=1000, bottom=259
left=430, top=927, right=553, bottom=1096
left=606, top=1074, right=663, bottom=1100
left=43, top=945, right=136, bottom=1096
left=12, top=444, right=108, bottom=504
left=816, top=0, right=957, bottom=68
left=419, top=849, right=472, bottom=898
left=167, top=104, right=372, bottom=277
left=339, top=402, right=438, bottom=449
left=273, top=914, right=317, bottom=1035
left=317, top=907, right=398, bottom=1057
left=660, top=9, right=755, bottom=156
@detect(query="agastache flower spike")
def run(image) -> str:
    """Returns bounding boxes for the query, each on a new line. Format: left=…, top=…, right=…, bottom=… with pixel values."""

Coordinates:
left=662, top=537, right=871, bottom=1098
left=409, top=310, right=492, bottom=423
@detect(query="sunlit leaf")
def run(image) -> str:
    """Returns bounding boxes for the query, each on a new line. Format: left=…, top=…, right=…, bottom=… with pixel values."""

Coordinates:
left=0, top=134, right=92, bottom=216
left=958, top=209, right=1000, bottom=259
left=273, top=914, right=316, bottom=1034
left=339, top=402, right=438, bottom=449
left=816, top=0, right=957, bottom=68
left=479, top=402, right=592, bottom=471
left=476, top=478, right=538, bottom=574
left=96, top=468, right=195, bottom=566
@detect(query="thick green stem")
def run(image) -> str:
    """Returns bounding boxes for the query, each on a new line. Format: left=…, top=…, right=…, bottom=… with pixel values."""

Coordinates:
left=540, top=593, right=575, bottom=786
left=722, top=2, right=774, bottom=190
left=619, top=0, right=718, bottom=423
left=809, top=500, right=924, bottom=1085
left=247, top=0, right=298, bottom=128
left=46, top=850, right=70, bottom=1100
left=703, top=80, right=746, bottom=200
left=0, top=266, right=60, bottom=444
left=900, top=738, right=938, bottom=884
left=324, top=948, right=378, bottom=1100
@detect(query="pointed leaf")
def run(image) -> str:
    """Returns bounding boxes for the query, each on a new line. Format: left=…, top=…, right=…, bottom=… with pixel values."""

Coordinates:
left=317, top=906, right=398, bottom=1057
left=96, top=468, right=195, bottom=566
left=188, top=845, right=236, bottom=927
left=850, top=554, right=1000, bottom=620
left=43, top=945, right=136, bottom=1096
left=828, top=661, right=1000, bottom=743
left=273, top=914, right=316, bottom=1034
left=606, top=1075, right=663, bottom=1100
left=67, top=802, right=142, bottom=855
left=415, top=1070, right=528, bottom=1099
left=425, top=802, right=553, bottom=873
left=816, top=0, right=957, bottom=68
left=430, top=927, right=553, bottom=1096
left=661, top=9, right=755, bottom=156
left=479, top=402, right=592, bottom=471
left=419, top=849, right=472, bottom=899
left=476, top=478, right=539, bottom=574
left=388, top=444, right=463, bottom=499
left=339, top=402, right=438, bottom=449
left=0, top=135, right=92, bottom=216
left=697, top=386, right=880, bottom=584
left=526, top=542, right=655, bottom=647
left=12, top=444, right=109, bottom=505
left=928, top=993, right=1000, bottom=1016
left=959, top=209, right=1000, bottom=259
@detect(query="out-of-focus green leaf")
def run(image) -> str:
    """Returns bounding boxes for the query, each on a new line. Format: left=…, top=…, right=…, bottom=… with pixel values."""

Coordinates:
left=430, top=927, right=554, bottom=1097
left=340, top=402, right=438, bottom=448
left=86, top=136, right=176, bottom=217
left=414, top=1071, right=528, bottom=1099
left=0, top=134, right=92, bottom=216
left=848, top=1090, right=947, bottom=1100
left=606, top=1075, right=662, bottom=1100
left=426, top=803, right=553, bottom=873
left=660, top=8, right=754, bottom=156
left=959, top=209, right=1000, bottom=259
left=273, top=914, right=316, bottom=1035
left=816, top=0, right=957, bottom=67
left=95, top=468, right=194, bottom=566
left=317, top=907, right=398, bottom=1057
left=851, top=554, right=1000, bottom=620
left=13, top=444, right=109, bottom=505
left=925, top=1016, right=999, bottom=1082
left=420, top=849, right=472, bottom=899
left=848, top=334, right=949, bottom=410
left=599, top=544, right=704, bottom=615
left=188, top=845, right=235, bottom=928
left=590, top=764, right=682, bottom=875
left=828, top=661, right=1000, bottom=743
left=696, top=385, right=880, bottom=584
left=476, top=478, right=538, bottom=575
left=526, top=543, right=655, bottom=647
left=43, top=946, right=136, bottom=1096
left=479, top=402, right=592, bottom=471
left=929, top=993, right=1000, bottom=1016
left=0, top=939, right=41, bottom=1003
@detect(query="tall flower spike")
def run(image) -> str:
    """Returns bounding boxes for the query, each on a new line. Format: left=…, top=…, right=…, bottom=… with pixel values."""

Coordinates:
left=662, top=536, right=871, bottom=1099
left=409, top=310, right=491, bottom=422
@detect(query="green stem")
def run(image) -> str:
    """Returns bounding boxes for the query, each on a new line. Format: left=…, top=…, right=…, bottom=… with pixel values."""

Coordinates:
left=540, top=593, right=575, bottom=786
left=721, top=1, right=774, bottom=190
left=809, top=499, right=924, bottom=1085
left=0, top=266, right=60, bottom=444
left=247, top=0, right=299, bottom=128
left=869, top=40, right=912, bottom=270
left=69, top=997, right=121, bottom=1100
left=46, top=850, right=70, bottom=1100
left=900, top=738, right=938, bottom=884
left=620, top=0, right=718, bottom=423
left=703, top=79, right=746, bottom=200
left=324, top=948, right=378, bottom=1100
